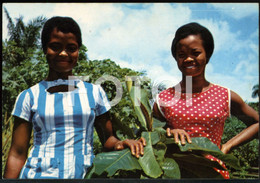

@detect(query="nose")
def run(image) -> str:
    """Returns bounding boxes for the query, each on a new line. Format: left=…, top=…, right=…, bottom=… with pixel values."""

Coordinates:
left=184, top=56, right=194, bottom=62
left=59, top=50, right=68, bottom=56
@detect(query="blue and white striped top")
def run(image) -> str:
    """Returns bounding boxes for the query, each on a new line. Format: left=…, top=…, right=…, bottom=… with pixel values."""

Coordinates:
left=12, top=79, right=111, bottom=179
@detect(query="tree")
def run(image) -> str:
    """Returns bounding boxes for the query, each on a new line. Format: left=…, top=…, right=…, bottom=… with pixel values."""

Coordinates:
left=3, top=8, right=47, bottom=67
left=2, top=9, right=47, bottom=122
left=252, top=84, right=259, bottom=99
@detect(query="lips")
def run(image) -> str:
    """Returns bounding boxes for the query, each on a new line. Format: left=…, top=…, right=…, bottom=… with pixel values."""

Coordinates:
left=183, top=63, right=196, bottom=69
left=56, top=59, right=70, bottom=63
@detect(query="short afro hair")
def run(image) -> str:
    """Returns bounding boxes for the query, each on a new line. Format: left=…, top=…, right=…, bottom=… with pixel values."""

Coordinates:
left=41, top=16, right=82, bottom=53
left=171, top=22, right=214, bottom=63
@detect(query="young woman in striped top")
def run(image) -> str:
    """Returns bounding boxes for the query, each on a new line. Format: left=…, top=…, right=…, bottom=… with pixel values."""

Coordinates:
left=4, top=16, right=146, bottom=179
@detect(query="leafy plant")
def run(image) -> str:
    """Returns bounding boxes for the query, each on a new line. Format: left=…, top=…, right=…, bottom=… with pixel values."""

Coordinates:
left=85, top=79, right=241, bottom=179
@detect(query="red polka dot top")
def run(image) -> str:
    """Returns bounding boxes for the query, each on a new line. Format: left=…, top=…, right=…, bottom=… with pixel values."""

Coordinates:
left=156, top=84, right=231, bottom=178
left=157, top=83, right=230, bottom=148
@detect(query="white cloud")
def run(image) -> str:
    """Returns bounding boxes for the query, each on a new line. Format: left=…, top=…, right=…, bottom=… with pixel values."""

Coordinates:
left=233, top=57, right=259, bottom=75
left=210, top=3, right=259, bottom=20
left=52, top=3, right=125, bottom=33
left=76, top=3, right=193, bottom=77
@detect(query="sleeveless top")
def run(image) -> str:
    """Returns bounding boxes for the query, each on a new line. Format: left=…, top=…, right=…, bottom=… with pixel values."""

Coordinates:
left=12, top=79, right=111, bottom=179
left=157, top=83, right=230, bottom=178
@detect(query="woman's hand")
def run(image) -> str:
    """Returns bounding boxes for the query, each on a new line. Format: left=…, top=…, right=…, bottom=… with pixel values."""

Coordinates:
left=114, top=137, right=146, bottom=158
left=166, top=128, right=192, bottom=145
left=95, top=113, right=146, bottom=158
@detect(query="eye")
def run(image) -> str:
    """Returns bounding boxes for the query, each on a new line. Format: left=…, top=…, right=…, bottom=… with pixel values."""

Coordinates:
left=177, top=53, right=186, bottom=58
left=66, top=45, right=78, bottom=53
left=48, top=43, right=62, bottom=52
left=193, top=51, right=201, bottom=57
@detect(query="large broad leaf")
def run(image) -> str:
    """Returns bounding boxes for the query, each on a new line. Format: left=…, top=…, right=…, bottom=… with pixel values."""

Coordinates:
left=173, top=154, right=224, bottom=179
left=153, top=142, right=167, bottom=166
left=138, top=131, right=163, bottom=178
left=152, top=117, right=166, bottom=129
left=165, top=137, right=241, bottom=170
left=161, top=158, right=181, bottom=179
left=178, top=137, right=241, bottom=170
left=178, top=137, right=222, bottom=152
left=152, top=118, right=166, bottom=137
left=172, top=153, right=225, bottom=170
left=91, top=149, right=141, bottom=177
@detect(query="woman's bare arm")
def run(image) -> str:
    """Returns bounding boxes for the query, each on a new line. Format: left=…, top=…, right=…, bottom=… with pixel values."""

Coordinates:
left=221, top=90, right=259, bottom=154
left=3, top=117, right=32, bottom=179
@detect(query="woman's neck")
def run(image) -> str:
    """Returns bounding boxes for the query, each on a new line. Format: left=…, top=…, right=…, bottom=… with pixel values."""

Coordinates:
left=180, top=75, right=210, bottom=93
left=45, top=69, right=73, bottom=81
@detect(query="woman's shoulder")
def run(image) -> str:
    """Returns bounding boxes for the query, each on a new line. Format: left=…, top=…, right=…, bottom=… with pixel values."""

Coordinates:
left=159, top=87, right=175, bottom=95
left=19, top=82, right=43, bottom=94
left=211, top=83, right=229, bottom=90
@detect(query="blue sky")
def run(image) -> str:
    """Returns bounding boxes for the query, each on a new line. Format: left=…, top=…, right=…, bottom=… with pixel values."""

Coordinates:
left=2, top=3, right=259, bottom=102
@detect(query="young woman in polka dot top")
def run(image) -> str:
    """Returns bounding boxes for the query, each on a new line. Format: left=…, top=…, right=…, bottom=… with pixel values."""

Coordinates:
left=153, top=22, right=259, bottom=179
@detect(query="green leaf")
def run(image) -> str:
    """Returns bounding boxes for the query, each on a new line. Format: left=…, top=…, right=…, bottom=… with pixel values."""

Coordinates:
left=162, top=158, right=181, bottom=179
left=153, top=142, right=167, bottom=165
left=152, top=118, right=166, bottom=136
left=128, top=86, right=148, bottom=130
left=148, top=131, right=161, bottom=145
left=172, top=153, right=225, bottom=170
left=140, top=100, right=153, bottom=131
left=173, top=154, right=224, bottom=178
left=84, top=165, right=95, bottom=179
left=92, top=149, right=141, bottom=177
left=152, top=117, right=166, bottom=129
left=165, top=137, right=241, bottom=171
left=178, top=137, right=241, bottom=170
left=138, top=132, right=163, bottom=178
left=178, top=137, right=222, bottom=152
left=139, top=88, right=153, bottom=131
left=127, top=86, right=154, bottom=131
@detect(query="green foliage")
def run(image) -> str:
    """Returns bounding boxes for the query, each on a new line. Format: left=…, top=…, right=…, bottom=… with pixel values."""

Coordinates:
left=251, top=84, right=259, bottom=98
left=2, top=114, right=14, bottom=174
left=2, top=48, right=48, bottom=122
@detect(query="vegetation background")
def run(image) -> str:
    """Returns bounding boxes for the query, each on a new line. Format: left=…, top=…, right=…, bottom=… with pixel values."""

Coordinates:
left=2, top=10, right=259, bottom=179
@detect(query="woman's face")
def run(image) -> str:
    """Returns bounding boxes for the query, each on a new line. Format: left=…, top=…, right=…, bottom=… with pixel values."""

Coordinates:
left=175, top=34, right=207, bottom=77
left=46, top=27, right=79, bottom=73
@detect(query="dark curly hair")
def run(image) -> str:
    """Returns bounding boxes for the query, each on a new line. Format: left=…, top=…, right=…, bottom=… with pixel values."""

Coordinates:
left=41, top=16, right=82, bottom=53
left=171, top=22, right=214, bottom=63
